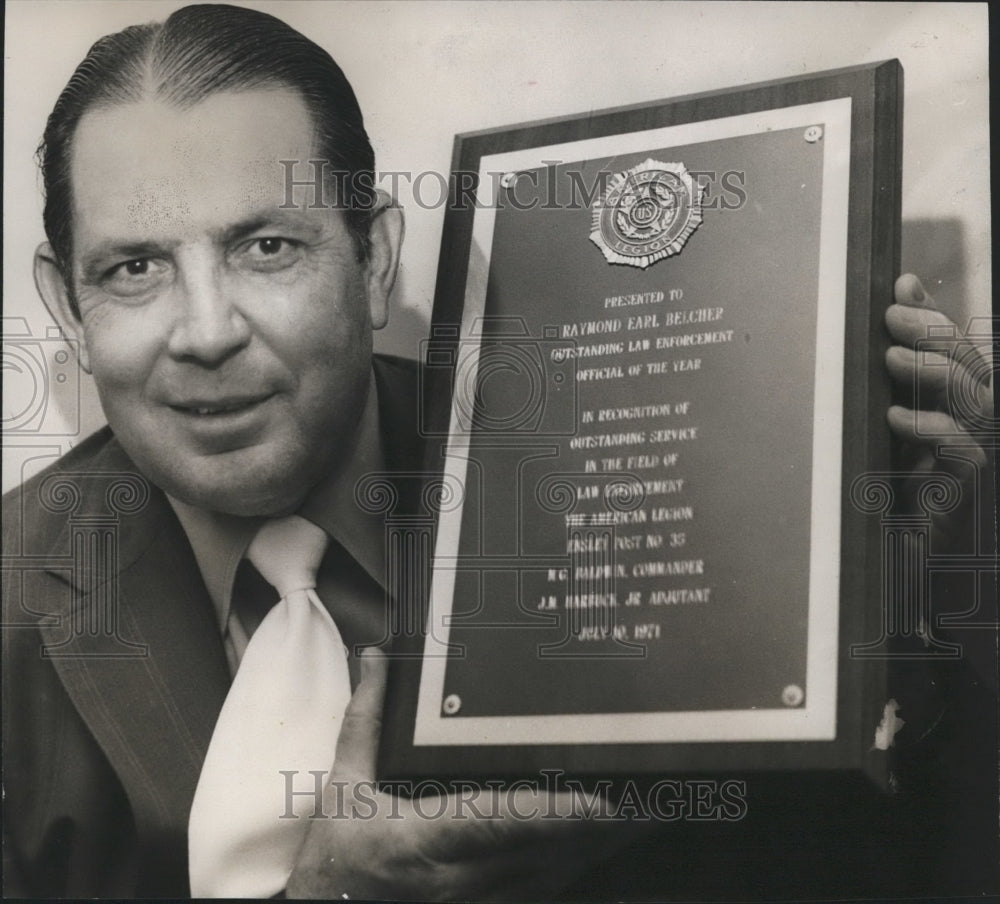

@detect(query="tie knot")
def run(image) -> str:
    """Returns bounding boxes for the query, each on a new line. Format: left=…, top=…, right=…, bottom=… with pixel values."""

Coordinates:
left=246, top=516, right=328, bottom=598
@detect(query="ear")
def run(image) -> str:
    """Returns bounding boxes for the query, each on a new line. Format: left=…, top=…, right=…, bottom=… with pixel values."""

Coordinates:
left=34, top=243, right=92, bottom=374
left=364, top=190, right=404, bottom=330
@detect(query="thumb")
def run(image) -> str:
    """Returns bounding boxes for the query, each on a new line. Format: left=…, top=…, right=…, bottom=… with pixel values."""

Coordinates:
left=332, top=647, right=388, bottom=782
left=894, top=273, right=935, bottom=309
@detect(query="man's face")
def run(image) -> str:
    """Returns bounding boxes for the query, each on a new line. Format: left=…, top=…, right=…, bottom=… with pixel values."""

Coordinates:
left=60, top=88, right=386, bottom=516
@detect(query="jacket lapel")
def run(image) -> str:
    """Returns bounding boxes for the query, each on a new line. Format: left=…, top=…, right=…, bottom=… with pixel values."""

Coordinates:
left=34, top=438, right=230, bottom=884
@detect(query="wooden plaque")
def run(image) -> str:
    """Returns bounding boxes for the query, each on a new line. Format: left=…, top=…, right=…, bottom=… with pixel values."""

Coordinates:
left=379, top=61, right=903, bottom=784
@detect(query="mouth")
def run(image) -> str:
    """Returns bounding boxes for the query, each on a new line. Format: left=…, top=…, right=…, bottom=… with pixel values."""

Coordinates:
left=170, top=394, right=273, bottom=417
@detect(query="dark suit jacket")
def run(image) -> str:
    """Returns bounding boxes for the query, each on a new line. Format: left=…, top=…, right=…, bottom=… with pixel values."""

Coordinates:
left=2, top=355, right=425, bottom=897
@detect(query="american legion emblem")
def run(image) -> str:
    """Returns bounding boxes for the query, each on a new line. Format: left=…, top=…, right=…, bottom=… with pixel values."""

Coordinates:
left=590, top=159, right=704, bottom=268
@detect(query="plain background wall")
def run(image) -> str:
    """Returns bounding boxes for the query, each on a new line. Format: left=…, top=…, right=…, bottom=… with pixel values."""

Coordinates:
left=2, top=0, right=990, bottom=491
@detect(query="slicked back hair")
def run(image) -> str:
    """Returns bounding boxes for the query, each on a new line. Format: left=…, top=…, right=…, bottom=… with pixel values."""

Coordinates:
left=38, top=3, right=375, bottom=296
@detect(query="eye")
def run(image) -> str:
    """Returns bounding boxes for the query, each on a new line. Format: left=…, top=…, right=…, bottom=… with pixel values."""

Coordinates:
left=102, top=257, right=168, bottom=297
left=238, top=236, right=302, bottom=272
left=256, top=238, right=285, bottom=255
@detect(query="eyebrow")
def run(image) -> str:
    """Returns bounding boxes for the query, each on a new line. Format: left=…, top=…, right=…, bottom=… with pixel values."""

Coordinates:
left=214, top=211, right=322, bottom=246
left=77, top=210, right=324, bottom=283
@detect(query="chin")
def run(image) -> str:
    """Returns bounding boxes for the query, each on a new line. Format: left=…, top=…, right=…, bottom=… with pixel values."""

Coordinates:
left=146, top=454, right=318, bottom=518
left=172, top=481, right=306, bottom=518
left=194, top=486, right=305, bottom=518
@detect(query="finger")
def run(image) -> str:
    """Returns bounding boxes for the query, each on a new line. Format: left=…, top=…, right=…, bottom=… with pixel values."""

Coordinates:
left=331, top=647, right=388, bottom=782
left=884, top=302, right=956, bottom=349
left=430, top=788, right=624, bottom=860
left=469, top=828, right=632, bottom=902
left=887, top=406, right=987, bottom=468
left=481, top=826, right=646, bottom=903
left=884, top=305, right=993, bottom=388
left=888, top=404, right=960, bottom=439
left=894, top=273, right=934, bottom=309
left=433, top=810, right=646, bottom=902
left=885, top=346, right=992, bottom=414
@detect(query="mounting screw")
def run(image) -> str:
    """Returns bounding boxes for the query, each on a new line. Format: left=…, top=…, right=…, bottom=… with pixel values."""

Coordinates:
left=804, top=125, right=823, bottom=143
left=499, top=172, right=518, bottom=189
left=782, top=684, right=804, bottom=707
left=442, top=694, right=462, bottom=715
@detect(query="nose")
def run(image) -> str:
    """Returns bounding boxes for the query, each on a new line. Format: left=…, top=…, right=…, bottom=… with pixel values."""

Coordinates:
left=167, top=251, right=251, bottom=365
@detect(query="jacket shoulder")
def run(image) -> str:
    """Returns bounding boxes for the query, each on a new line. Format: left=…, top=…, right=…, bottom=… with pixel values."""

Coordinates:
left=2, top=427, right=118, bottom=549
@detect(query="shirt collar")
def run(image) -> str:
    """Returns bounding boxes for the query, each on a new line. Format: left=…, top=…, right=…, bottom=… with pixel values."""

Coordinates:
left=167, top=371, right=387, bottom=633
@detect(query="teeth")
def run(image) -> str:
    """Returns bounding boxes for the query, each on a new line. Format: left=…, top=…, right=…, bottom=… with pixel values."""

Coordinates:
left=189, top=402, right=252, bottom=415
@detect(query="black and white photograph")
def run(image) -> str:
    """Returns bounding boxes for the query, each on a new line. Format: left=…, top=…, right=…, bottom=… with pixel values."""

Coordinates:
left=2, top=2, right=995, bottom=900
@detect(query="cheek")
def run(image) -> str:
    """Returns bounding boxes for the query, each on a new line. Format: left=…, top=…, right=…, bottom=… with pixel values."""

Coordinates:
left=82, top=306, right=161, bottom=396
left=282, top=305, right=374, bottom=427
left=264, top=272, right=373, bottom=372
left=293, top=324, right=372, bottom=410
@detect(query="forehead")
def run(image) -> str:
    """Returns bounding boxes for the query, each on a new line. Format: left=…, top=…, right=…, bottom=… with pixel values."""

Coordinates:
left=70, top=88, right=319, bottom=245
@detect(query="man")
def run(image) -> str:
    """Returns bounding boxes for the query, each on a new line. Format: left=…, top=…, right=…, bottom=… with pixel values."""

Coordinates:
left=3, top=5, right=632, bottom=898
left=2, top=3, right=993, bottom=900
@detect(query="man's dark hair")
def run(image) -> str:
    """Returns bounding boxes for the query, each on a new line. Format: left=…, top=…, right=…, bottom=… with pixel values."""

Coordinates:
left=38, top=3, right=376, bottom=294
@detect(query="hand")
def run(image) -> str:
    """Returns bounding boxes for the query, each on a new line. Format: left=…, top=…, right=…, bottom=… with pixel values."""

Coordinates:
left=884, top=273, right=993, bottom=550
left=286, top=649, right=643, bottom=901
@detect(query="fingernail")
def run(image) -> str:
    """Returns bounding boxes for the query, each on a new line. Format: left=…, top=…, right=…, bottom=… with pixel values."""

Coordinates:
left=910, top=278, right=925, bottom=302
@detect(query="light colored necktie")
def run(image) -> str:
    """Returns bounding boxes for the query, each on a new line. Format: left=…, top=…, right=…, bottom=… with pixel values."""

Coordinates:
left=188, top=516, right=351, bottom=898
